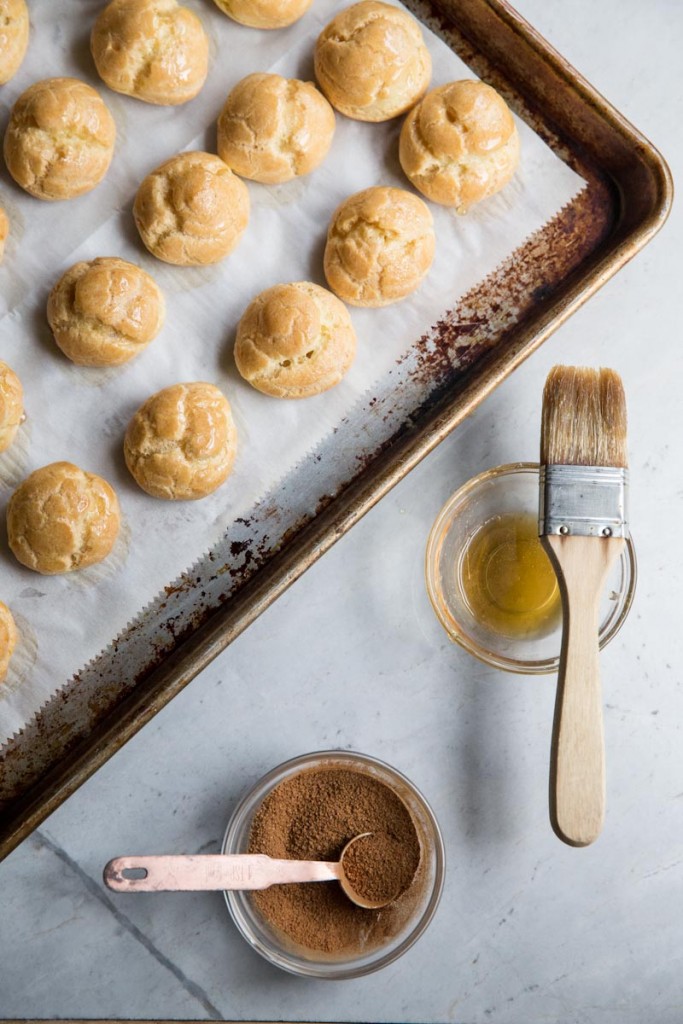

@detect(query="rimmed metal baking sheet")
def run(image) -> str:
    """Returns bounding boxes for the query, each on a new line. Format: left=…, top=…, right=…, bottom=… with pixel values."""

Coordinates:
left=0, top=0, right=672, bottom=861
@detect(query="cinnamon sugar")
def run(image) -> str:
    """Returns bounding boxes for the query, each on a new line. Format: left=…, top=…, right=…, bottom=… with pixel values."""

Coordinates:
left=247, top=765, right=422, bottom=955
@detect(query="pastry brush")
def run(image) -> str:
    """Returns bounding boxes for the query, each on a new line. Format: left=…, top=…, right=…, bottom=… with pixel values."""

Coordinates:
left=539, top=365, right=628, bottom=847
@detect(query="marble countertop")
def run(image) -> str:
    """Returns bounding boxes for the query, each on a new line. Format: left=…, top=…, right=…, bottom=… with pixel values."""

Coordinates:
left=1, top=1, right=681, bottom=1021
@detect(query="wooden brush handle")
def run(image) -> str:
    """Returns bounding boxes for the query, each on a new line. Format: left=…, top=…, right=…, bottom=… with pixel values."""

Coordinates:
left=542, top=534, right=625, bottom=847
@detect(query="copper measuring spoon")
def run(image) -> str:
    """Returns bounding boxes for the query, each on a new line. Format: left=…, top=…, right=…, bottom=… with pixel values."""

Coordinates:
left=103, top=832, right=390, bottom=910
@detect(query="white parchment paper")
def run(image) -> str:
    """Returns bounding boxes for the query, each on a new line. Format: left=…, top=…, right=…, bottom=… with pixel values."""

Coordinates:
left=0, top=0, right=585, bottom=742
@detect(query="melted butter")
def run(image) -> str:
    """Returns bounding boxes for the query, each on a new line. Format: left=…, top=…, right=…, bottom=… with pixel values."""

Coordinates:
left=459, top=512, right=561, bottom=639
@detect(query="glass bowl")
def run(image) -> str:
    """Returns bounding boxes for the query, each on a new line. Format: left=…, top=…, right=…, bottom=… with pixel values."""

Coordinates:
left=425, top=463, right=636, bottom=674
left=222, top=750, right=445, bottom=979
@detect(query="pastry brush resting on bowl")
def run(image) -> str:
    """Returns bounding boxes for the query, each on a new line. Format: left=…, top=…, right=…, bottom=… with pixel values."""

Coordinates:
left=425, top=463, right=636, bottom=674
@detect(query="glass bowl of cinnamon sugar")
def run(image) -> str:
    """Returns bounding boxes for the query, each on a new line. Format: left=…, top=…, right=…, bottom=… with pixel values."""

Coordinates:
left=222, top=750, right=445, bottom=979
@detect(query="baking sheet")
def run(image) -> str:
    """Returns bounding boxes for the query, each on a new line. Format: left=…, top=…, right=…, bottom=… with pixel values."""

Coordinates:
left=0, top=0, right=584, bottom=744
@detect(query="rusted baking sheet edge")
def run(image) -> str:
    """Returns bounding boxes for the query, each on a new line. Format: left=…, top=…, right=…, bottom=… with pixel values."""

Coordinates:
left=0, top=0, right=672, bottom=861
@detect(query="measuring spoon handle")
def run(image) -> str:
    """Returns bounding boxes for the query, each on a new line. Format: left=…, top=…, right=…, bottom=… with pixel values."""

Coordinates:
left=104, top=853, right=340, bottom=892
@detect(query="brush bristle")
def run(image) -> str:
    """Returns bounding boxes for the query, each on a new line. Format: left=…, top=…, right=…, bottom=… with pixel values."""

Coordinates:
left=540, top=365, right=628, bottom=468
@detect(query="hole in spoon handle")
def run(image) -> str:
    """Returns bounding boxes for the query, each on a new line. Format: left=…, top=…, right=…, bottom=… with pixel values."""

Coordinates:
left=122, top=867, right=148, bottom=880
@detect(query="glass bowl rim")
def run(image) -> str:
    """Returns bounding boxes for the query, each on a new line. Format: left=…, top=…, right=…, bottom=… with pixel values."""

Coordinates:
left=425, top=462, right=637, bottom=674
left=222, top=748, right=446, bottom=980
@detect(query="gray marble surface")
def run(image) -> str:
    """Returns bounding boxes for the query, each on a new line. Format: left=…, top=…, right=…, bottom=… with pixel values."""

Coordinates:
left=1, top=1, right=682, bottom=1021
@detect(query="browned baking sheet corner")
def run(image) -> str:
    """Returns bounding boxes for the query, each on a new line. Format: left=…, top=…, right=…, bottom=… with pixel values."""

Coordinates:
left=0, top=0, right=672, bottom=862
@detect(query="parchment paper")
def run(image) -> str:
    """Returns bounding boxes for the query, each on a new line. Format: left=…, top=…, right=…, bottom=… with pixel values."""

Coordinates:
left=0, top=0, right=585, bottom=743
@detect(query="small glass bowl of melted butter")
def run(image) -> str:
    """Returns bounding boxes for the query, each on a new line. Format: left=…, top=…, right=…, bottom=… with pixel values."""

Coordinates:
left=425, top=463, right=636, bottom=674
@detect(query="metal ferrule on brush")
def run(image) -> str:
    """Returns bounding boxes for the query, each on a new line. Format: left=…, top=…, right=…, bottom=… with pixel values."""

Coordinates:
left=539, top=465, right=629, bottom=538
